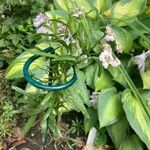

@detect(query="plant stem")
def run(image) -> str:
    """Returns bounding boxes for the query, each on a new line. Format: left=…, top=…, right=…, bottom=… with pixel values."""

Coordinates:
left=136, top=19, right=150, bottom=34
left=118, top=64, right=150, bottom=118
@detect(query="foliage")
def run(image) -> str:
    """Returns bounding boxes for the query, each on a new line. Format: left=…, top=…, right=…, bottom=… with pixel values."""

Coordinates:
left=0, top=0, right=50, bottom=69
left=4, top=0, right=150, bottom=149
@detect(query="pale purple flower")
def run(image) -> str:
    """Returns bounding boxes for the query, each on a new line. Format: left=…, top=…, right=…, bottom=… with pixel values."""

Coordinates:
left=33, top=12, right=48, bottom=28
left=99, top=43, right=121, bottom=69
left=90, top=92, right=98, bottom=106
left=104, top=35, right=115, bottom=42
left=134, top=50, right=150, bottom=72
left=61, top=33, right=75, bottom=45
left=57, top=23, right=66, bottom=33
left=73, top=7, right=84, bottom=18
left=104, top=25, right=115, bottom=42
left=37, top=25, right=52, bottom=40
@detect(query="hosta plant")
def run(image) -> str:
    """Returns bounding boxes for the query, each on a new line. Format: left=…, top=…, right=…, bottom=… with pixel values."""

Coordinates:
left=6, top=0, right=150, bottom=149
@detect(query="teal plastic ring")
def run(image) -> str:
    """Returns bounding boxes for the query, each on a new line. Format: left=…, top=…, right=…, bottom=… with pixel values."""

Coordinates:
left=23, top=47, right=77, bottom=91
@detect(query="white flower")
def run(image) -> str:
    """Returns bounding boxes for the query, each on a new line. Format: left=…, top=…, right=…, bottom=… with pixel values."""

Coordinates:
left=116, top=42, right=123, bottom=53
left=33, top=12, right=48, bottom=28
left=99, top=43, right=121, bottom=69
left=57, top=23, right=66, bottom=33
left=111, top=58, right=121, bottom=67
left=73, top=7, right=84, bottom=18
left=104, top=25, right=115, bottom=42
left=61, top=33, right=75, bottom=45
left=104, top=35, right=115, bottom=42
left=134, top=50, right=150, bottom=72
left=90, top=92, right=98, bottom=106
left=37, top=25, right=52, bottom=40
left=37, top=26, right=50, bottom=34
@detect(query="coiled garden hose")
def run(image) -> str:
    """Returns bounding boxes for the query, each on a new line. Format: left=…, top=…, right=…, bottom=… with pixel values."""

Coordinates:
left=23, top=47, right=77, bottom=91
left=23, top=47, right=77, bottom=149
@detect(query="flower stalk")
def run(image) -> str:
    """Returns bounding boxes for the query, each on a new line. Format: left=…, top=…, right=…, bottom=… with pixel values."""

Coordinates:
left=117, top=57, right=150, bottom=118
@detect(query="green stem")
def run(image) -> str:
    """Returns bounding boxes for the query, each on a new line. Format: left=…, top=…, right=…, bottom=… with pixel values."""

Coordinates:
left=136, top=19, right=150, bottom=34
left=118, top=64, right=150, bottom=118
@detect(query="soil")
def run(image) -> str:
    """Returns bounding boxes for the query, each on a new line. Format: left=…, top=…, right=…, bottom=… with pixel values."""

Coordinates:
left=16, top=128, right=55, bottom=150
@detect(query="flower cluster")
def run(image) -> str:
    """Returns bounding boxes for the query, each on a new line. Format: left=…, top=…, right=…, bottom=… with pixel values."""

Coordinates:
left=33, top=12, right=48, bottom=28
left=73, top=7, right=84, bottom=18
left=104, top=25, right=115, bottom=42
left=99, top=43, right=121, bottom=69
left=104, top=25, right=123, bottom=53
left=90, top=92, right=99, bottom=106
left=134, top=50, right=150, bottom=72
left=33, top=12, right=74, bottom=45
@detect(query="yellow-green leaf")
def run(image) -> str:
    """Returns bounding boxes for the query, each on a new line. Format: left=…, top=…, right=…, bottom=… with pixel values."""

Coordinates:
left=119, top=135, right=144, bottom=150
left=112, top=26, right=133, bottom=53
left=122, top=89, right=150, bottom=148
left=6, top=51, right=45, bottom=79
left=54, top=0, right=96, bottom=18
left=93, top=0, right=112, bottom=13
left=95, top=68, right=114, bottom=91
left=141, top=70, right=150, bottom=89
left=107, top=117, right=130, bottom=150
left=110, top=0, right=147, bottom=26
left=98, top=87, right=123, bottom=128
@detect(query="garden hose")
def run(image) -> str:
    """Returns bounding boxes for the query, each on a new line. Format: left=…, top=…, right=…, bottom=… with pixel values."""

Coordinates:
left=23, top=46, right=77, bottom=149
left=23, top=47, right=77, bottom=91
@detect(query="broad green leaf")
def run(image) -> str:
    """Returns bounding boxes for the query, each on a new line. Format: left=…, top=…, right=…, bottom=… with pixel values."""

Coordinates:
left=98, top=87, right=123, bottom=128
left=119, top=135, right=144, bottom=150
left=35, top=42, right=50, bottom=50
left=23, top=115, right=37, bottom=135
left=54, top=0, right=96, bottom=18
left=95, top=68, right=114, bottom=91
left=84, top=62, right=99, bottom=89
left=122, top=89, right=150, bottom=148
left=93, top=0, right=112, bottom=13
left=72, top=68, right=90, bottom=106
left=95, top=129, right=107, bottom=146
left=110, top=0, right=147, bottom=26
left=112, top=26, right=133, bottom=53
left=108, top=66, right=128, bottom=87
left=67, top=87, right=89, bottom=119
left=141, top=70, right=150, bottom=89
left=84, top=108, right=98, bottom=134
left=107, top=117, right=130, bottom=149
left=54, top=0, right=92, bottom=12
left=6, top=51, right=45, bottom=79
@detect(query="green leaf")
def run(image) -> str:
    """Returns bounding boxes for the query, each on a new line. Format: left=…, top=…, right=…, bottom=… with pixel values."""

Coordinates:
left=95, top=68, right=114, bottom=91
left=122, top=89, right=150, bottom=148
left=110, top=0, right=147, bottom=26
left=54, top=0, right=96, bottom=18
left=108, top=66, right=128, bottom=87
left=84, top=108, right=98, bottom=134
left=98, top=87, right=123, bottom=128
left=141, top=70, right=150, bottom=89
left=0, top=39, right=5, bottom=48
left=67, top=87, right=89, bottom=119
left=23, top=115, right=37, bottom=135
left=6, top=50, right=45, bottom=79
left=107, top=117, right=130, bottom=150
left=54, top=0, right=92, bottom=12
left=84, top=62, right=99, bottom=89
left=112, top=26, right=133, bottom=53
left=72, top=68, right=90, bottom=105
left=119, top=135, right=144, bottom=150
left=93, top=0, right=112, bottom=13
